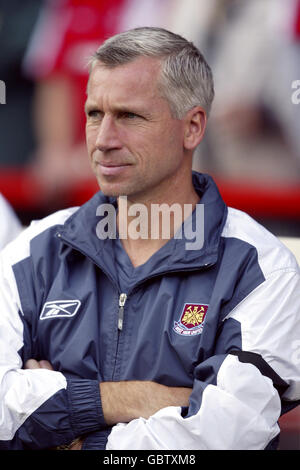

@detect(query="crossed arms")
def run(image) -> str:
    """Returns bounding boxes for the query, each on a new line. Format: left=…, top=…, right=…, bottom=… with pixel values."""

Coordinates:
left=1, top=227, right=299, bottom=449
left=25, top=359, right=191, bottom=424
left=24, top=359, right=192, bottom=449
left=3, top=271, right=300, bottom=449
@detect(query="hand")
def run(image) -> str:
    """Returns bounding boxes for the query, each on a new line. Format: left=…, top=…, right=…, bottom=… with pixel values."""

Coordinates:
left=68, top=438, right=83, bottom=450
left=24, top=359, right=83, bottom=450
left=24, top=359, right=54, bottom=370
left=56, top=437, right=84, bottom=450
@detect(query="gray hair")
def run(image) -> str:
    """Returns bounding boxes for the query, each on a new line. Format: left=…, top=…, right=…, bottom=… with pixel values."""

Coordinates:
left=89, top=27, right=214, bottom=119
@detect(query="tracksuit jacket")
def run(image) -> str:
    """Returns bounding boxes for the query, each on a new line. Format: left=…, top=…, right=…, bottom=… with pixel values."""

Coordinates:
left=0, top=172, right=299, bottom=450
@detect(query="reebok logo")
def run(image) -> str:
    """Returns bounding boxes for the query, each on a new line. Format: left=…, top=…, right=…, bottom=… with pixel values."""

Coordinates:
left=40, top=300, right=81, bottom=320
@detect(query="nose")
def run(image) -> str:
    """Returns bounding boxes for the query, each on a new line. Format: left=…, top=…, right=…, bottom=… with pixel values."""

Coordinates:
left=95, top=114, right=122, bottom=153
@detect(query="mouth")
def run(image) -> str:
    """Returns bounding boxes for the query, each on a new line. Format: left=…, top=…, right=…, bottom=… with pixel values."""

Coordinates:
left=96, top=162, right=132, bottom=176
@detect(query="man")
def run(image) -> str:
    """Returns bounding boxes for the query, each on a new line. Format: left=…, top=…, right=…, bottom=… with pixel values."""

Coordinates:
left=0, top=27, right=299, bottom=450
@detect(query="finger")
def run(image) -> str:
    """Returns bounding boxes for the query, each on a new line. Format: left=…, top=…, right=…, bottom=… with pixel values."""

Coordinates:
left=69, top=438, right=83, bottom=450
left=24, top=359, right=41, bottom=369
left=39, top=360, right=54, bottom=370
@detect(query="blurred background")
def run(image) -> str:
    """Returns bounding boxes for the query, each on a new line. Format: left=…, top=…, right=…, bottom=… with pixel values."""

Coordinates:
left=0, top=0, right=299, bottom=449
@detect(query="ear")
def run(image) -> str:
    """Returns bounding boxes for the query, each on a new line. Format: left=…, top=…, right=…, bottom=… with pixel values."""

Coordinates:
left=183, top=107, right=207, bottom=151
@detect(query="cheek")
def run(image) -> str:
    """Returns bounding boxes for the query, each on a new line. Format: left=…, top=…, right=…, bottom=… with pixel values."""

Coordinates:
left=150, top=124, right=183, bottom=159
left=85, top=127, right=97, bottom=155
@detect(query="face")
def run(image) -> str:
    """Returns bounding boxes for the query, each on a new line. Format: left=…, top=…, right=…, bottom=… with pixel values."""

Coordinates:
left=85, top=56, right=191, bottom=202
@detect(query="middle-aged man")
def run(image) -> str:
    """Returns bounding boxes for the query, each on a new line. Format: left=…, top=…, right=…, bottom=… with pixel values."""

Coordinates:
left=0, top=27, right=299, bottom=450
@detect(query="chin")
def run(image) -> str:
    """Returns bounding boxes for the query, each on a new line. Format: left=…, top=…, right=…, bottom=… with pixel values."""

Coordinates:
left=97, top=180, right=128, bottom=198
left=96, top=175, right=146, bottom=200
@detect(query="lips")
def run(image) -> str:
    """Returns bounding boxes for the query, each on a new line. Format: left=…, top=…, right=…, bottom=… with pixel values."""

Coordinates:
left=97, top=162, right=132, bottom=176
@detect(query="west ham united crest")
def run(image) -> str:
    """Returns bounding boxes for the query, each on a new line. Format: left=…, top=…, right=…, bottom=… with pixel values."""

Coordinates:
left=173, top=303, right=208, bottom=336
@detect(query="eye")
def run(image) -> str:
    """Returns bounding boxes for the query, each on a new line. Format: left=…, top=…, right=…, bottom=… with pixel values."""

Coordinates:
left=87, top=109, right=103, bottom=119
left=119, top=111, right=140, bottom=120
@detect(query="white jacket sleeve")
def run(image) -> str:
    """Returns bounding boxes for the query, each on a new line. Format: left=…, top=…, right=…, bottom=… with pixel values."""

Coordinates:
left=0, top=210, right=105, bottom=448
left=0, top=194, right=22, bottom=250
left=106, top=269, right=300, bottom=450
left=0, top=245, right=67, bottom=440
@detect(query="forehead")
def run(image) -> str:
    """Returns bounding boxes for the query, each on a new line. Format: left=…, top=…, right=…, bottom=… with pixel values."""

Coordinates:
left=87, top=56, right=163, bottom=105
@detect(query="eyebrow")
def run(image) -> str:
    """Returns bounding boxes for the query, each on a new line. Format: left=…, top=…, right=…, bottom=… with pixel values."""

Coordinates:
left=84, top=101, right=97, bottom=113
left=84, top=101, right=150, bottom=118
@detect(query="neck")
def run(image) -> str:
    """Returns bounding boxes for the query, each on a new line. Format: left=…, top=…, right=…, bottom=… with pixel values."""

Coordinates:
left=116, top=172, right=200, bottom=267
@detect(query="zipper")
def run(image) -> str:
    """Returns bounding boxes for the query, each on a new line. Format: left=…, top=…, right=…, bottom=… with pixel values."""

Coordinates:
left=57, top=232, right=215, bottom=379
left=118, top=293, right=127, bottom=331
left=112, top=292, right=127, bottom=379
left=57, top=232, right=215, bottom=330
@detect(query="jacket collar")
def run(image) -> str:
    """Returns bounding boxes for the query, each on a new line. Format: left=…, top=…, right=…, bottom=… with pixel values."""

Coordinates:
left=59, top=172, right=227, bottom=277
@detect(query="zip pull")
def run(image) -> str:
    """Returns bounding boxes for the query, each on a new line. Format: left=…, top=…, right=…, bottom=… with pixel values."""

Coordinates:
left=118, top=293, right=127, bottom=331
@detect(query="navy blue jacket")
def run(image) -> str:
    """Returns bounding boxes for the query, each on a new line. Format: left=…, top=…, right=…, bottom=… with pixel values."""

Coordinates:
left=0, top=173, right=299, bottom=450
